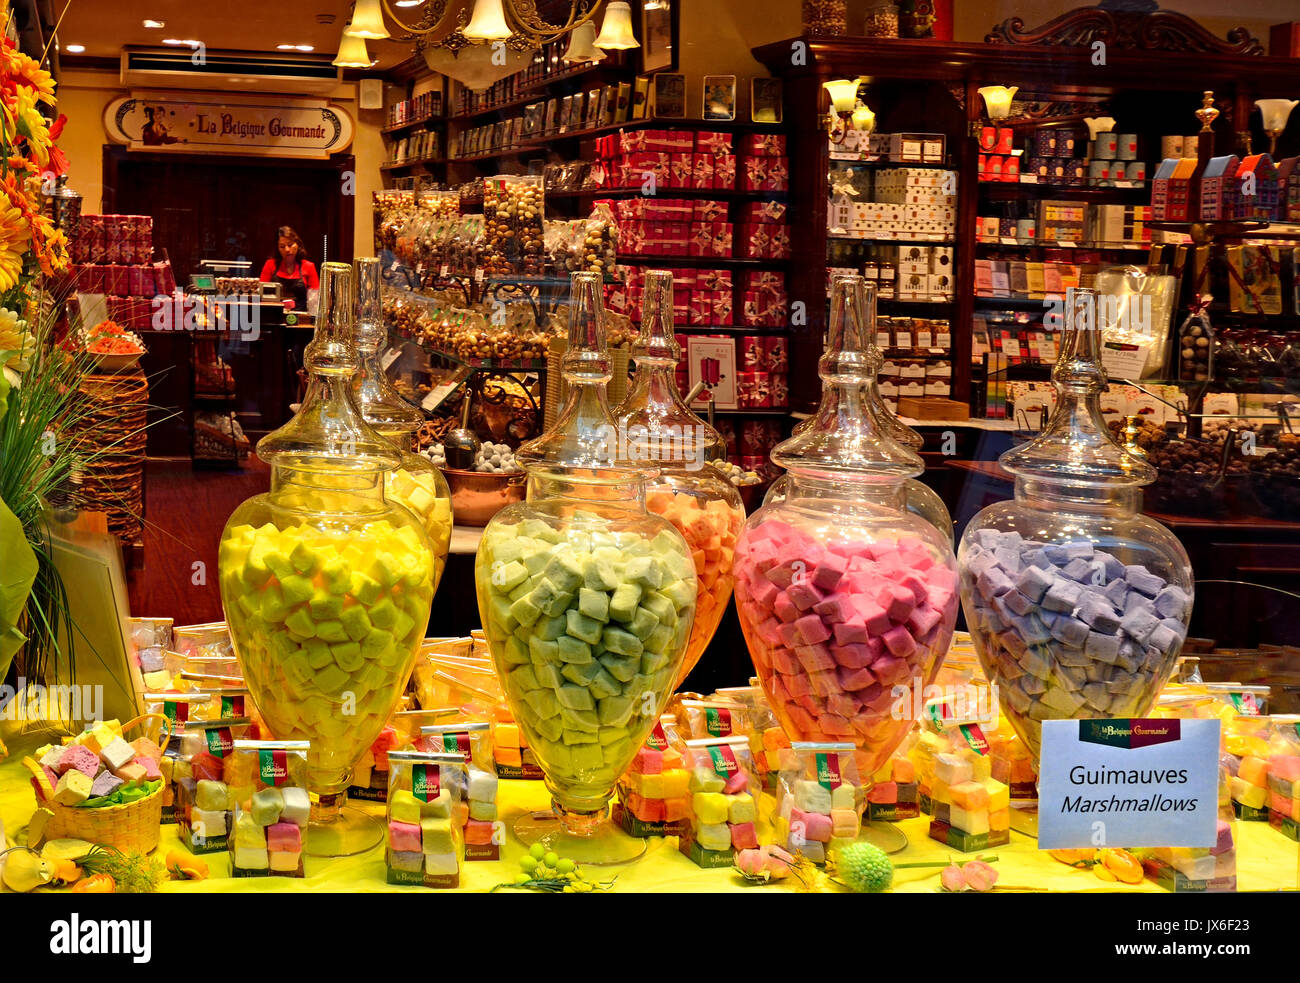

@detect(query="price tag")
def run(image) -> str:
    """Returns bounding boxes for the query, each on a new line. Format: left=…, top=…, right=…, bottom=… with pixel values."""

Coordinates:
left=440, top=264, right=450, bottom=277
left=1056, top=240, right=1076, bottom=249
left=875, top=332, right=891, bottom=349
left=421, top=389, right=445, bottom=411
left=894, top=331, right=912, bottom=348
left=1019, top=175, right=1038, bottom=184
left=474, top=268, right=485, bottom=283
left=381, top=348, right=402, bottom=371
left=1037, top=718, right=1220, bottom=848
left=1101, top=341, right=1147, bottom=381
left=1000, top=236, right=1018, bottom=245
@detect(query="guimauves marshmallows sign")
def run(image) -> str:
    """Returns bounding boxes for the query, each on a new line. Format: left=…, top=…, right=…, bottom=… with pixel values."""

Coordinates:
left=1037, top=718, right=1221, bottom=849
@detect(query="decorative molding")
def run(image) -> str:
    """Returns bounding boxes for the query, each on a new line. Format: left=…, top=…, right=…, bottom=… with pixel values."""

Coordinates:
left=944, top=83, right=965, bottom=111
left=985, top=8, right=1263, bottom=56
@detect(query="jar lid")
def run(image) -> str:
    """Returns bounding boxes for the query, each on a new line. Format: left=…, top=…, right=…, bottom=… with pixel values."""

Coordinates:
left=999, top=288, right=1156, bottom=487
left=772, top=275, right=922, bottom=480
left=258, top=262, right=402, bottom=473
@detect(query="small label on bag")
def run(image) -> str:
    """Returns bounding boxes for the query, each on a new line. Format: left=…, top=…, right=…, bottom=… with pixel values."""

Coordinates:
left=413, top=764, right=441, bottom=802
left=259, top=749, right=289, bottom=786
left=816, top=752, right=842, bottom=791
left=646, top=722, right=669, bottom=750
left=220, top=694, right=243, bottom=718
left=705, top=707, right=732, bottom=737
left=205, top=728, right=233, bottom=758
left=164, top=701, right=188, bottom=724
left=708, top=744, right=738, bottom=776
left=440, top=732, right=471, bottom=759
left=1228, top=692, right=1260, bottom=715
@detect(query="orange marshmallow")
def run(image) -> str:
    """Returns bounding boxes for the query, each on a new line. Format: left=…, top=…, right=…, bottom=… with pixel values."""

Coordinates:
left=494, top=723, right=520, bottom=748
left=495, top=747, right=522, bottom=768
left=950, top=781, right=989, bottom=811
left=989, top=808, right=1010, bottom=832
left=1238, top=756, right=1268, bottom=788
left=892, top=758, right=915, bottom=784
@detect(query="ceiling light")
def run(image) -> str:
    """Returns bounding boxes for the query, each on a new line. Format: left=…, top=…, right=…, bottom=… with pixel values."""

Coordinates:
left=593, top=1, right=638, bottom=50
left=463, top=0, right=512, bottom=41
left=333, top=30, right=374, bottom=68
left=345, top=0, right=391, bottom=39
left=163, top=38, right=202, bottom=47
left=395, top=0, right=424, bottom=5
left=65, top=43, right=85, bottom=53
left=143, top=19, right=164, bottom=29
left=296, top=45, right=314, bottom=51
left=276, top=43, right=315, bottom=51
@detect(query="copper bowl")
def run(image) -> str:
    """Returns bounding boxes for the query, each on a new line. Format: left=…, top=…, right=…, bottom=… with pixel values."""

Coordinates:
left=439, top=467, right=526, bottom=527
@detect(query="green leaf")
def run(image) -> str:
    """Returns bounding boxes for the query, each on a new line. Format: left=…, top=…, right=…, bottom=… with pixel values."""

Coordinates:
left=0, top=497, right=37, bottom=677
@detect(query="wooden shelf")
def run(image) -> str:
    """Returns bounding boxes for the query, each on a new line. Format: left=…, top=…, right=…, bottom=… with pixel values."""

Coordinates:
left=978, top=181, right=1149, bottom=200
left=547, top=187, right=788, bottom=201
left=448, top=94, right=540, bottom=122
left=829, top=232, right=957, bottom=245
left=380, top=158, right=447, bottom=172
left=618, top=255, right=789, bottom=269
left=974, top=237, right=1152, bottom=251
left=830, top=154, right=956, bottom=168
left=673, top=324, right=789, bottom=335
left=382, top=115, right=443, bottom=136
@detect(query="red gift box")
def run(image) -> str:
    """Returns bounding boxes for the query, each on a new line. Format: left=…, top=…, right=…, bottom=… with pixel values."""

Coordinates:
left=710, top=291, right=732, bottom=324
left=743, top=200, right=787, bottom=224
left=742, top=291, right=786, bottom=326
left=693, top=200, right=727, bottom=223
left=770, top=372, right=789, bottom=407
left=689, top=223, right=731, bottom=259
left=745, top=270, right=785, bottom=297
left=736, top=371, right=771, bottom=408
left=746, top=133, right=787, bottom=156
left=691, top=153, right=713, bottom=190
left=739, top=223, right=781, bottom=259
left=761, top=157, right=789, bottom=191
left=742, top=156, right=768, bottom=192
left=688, top=291, right=709, bottom=326
left=713, top=154, right=736, bottom=189
left=740, top=335, right=765, bottom=369
left=696, top=268, right=732, bottom=292
left=763, top=335, right=789, bottom=373
left=670, top=153, right=693, bottom=189
left=695, top=131, right=734, bottom=155
left=768, top=225, right=791, bottom=258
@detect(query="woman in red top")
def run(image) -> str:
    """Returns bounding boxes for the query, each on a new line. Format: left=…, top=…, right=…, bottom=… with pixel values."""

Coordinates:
left=259, top=226, right=319, bottom=311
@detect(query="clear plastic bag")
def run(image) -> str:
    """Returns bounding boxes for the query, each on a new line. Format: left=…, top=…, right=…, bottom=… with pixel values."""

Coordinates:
left=228, top=739, right=311, bottom=877
left=774, top=741, right=862, bottom=864
left=1266, top=716, right=1300, bottom=839
left=418, top=721, right=500, bottom=859
left=172, top=718, right=252, bottom=852
left=386, top=750, right=468, bottom=887
left=678, top=699, right=750, bottom=741
left=1093, top=266, right=1177, bottom=379
left=615, top=715, right=691, bottom=836
left=680, top=735, right=760, bottom=867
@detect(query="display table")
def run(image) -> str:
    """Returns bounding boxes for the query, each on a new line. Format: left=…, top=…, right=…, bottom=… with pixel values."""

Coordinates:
left=1, top=730, right=1293, bottom=894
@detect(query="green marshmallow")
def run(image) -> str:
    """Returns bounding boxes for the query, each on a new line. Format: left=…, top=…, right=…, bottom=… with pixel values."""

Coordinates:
left=536, top=662, right=563, bottom=689
left=322, top=555, right=351, bottom=594
left=366, top=553, right=401, bottom=589
left=641, top=591, right=675, bottom=624
left=507, top=581, right=532, bottom=603
left=582, top=557, right=620, bottom=592
left=315, top=664, right=349, bottom=694
left=599, top=652, right=640, bottom=683
left=645, top=624, right=674, bottom=655
left=540, top=584, right=575, bottom=619
left=662, top=578, right=697, bottom=609
left=259, top=583, right=288, bottom=623
left=690, top=766, right=726, bottom=793
left=241, top=546, right=273, bottom=590
left=332, top=641, right=364, bottom=672
left=641, top=650, right=672, bottom=674
left=534, top=715, right=563, bottom=743
left=560, top=661, right=602, bottom=686
left=309, top=591, right=344, bottom=620
left=280, top=573, right=314, bottom=606
left=304, top=638, right=334, bottom=669
left=509, top=594, right=543, bottom=628
left=545, top=742, right=573, bottom=774
left=237, top=592, right=259, bottom=618
left=392, top=610, right=416, bottom=641
left=493, top=559, right=528, bottom=592
left=624, top=555, right=663, bottom=589
left=557, top=685, right=594, bottom=710
left=628, top=606, right=659, bottom=640
left=528, top=636, right=560, bottom=664
left=350, top=572, right=383, bottom=605
left=598, top=695, right=636, bottom=728
left=556, top=634, right=592, bottom=664
left=598, top=726, right=626, bottom=746
left=542, top=552, right=584, bottom=593
left=284, top=608, right=316, bottom=638
left=561, top=707, right=599, bottom=732
left=588, top=668, right=621, bottom=700
left=510, top=664, right=540, bottom=691
left=520, top=547, right=550, bottom=576
left=488, top=595, right=518, bottom=634
left=534, top=614, right=568, bottom=641
left=608, top=583, right=642, bottom=622
left=563, top=729, right=599, bottom=746
left=578, top=587, right=610, bottom=623
left=369, top=597, right=397, bottom=630
left=503, top=636, right=530, bottom=666
left=290, top=540, right=321, bottom=575
left=283, top=650, right=313, bottom=687
left=524, top=690, right=552, bottom=719
left=565, top=610, right=602, bottom=645
left=264, top=548, right=294, bottom=581
left=602, top=626, right=643, bottom=657
left=518, top=518, right=560, bottom=543
left=315, top=619, right=347, bottom=643
left=361, top=662, right=392, bottom=690
left=360, top=627, right=393, bottom=657
left=571, top=743, right=605, bottom=770
left=491, top=537, right=525, bottom=564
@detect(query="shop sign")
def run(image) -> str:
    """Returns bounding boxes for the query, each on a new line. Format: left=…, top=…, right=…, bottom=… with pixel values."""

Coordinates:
left=1037, top=718, right=1220, bottom=848
left=103, top=91, right=353, bottom=159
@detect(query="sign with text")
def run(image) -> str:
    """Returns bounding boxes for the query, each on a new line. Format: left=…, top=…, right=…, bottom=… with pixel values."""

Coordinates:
left=104, top=92, right=353, bottom=159
left=1037, top=718, right=1220, bottom=849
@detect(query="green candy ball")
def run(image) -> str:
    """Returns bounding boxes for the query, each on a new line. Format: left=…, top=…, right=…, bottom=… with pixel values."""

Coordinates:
left=837, top=843, right=894, bottom=893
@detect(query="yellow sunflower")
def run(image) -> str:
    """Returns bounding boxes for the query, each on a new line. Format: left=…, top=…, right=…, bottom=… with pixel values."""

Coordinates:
left=0, top=197, right=28, bottom=292
left=28, top=211, right=67, bottom=275
left=0, top=305, right=35, bottom=374
left=0, top=42, right=55, bottom=105
left=10, top=87, right=50, bottom=168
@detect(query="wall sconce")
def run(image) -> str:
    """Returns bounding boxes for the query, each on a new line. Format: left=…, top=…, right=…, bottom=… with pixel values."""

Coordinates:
left=978, top=85, right=1018, bottom=120
left=851, top=104, right=876, bottom=135
left=1256, top=98, right=1298, bottom=157
left=823, top=78, right=862, bottom=144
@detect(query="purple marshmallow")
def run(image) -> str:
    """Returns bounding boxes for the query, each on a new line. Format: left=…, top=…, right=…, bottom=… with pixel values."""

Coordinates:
left=1124, top=564, right=1165, bottom=598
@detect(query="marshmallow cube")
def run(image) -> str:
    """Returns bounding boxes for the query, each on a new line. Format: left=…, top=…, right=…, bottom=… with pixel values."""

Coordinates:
left=235, top=847, right=269, bottom=871
left=267, top=822, right=302, bottom=852
left=99, top=737, right=137, bottom=772
left=425, top=852, right=459, bottom=876
left=389, top=849, right=423, bottom=873
left=934, top=753, right=973, bottom=786
left=90, top=772, right=124, bottom=798
left=422, top=817, right=456, bottom=854
left=697, top=822, right=733, bottom=852
left=390, top=789, right=422, bottom=825
left=53, top=770, right=93, bottom=806
left=251, top=787, right=284, bottom=826
left=58, top=744, right=100, bottom=779
left=467, top=766, right=498, bottom=802
left=269, top=851, right=301, bottom=873
left=195, top=779, right=229, bottom=812
left=388, top=820, right=422, bottom=853
left=280, top=787, right=311, bottom=826
left=693, top=792, right=729, bottom=825
left=793, top=780, right=832, bottom=814
left=728, top=794, right=757, bottom=824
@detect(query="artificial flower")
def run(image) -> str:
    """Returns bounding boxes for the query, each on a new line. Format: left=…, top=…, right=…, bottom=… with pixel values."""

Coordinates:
left=0, top=197, right=29, bottom=293
left=11, top=86, right=51, bottom=168
left=960, top=859, right=999, bottom=892
left=72, top=873, right=116, bottom=893
left=0, top=306, right=35, bottom=373
left=0, top=39, right=56, bottom=104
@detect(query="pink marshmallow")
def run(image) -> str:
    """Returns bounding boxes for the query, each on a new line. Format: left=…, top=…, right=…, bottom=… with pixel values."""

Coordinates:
left=813, top=594, right=852, bottom=623
left=928, top=566, right=958, bottom=592
left=778, top=622, right=801, bottom=648
left=790, top=807, right=832, bottom=842
left=832, top=619, right=867, bottom=645
left=809, top=671, right=840, bottom=698
left=881, top=624, right=918, bottom=658
left=794, top=614, right=831, bottom=645
left=899, top=573, right=929, bottom=605
left=785, top=672, right=812, bottom=699
left=871, top=654, right=910, bottom=685
left=828, top=540, right=869, bottom=558
left=878, top=584, right=916, bottom=622
left=811, top=553, right=846, bottom=591
left=1272, top=756, right=1300, bottom=782
left=786, top=705, right=818, bottom=734
left=58, top=745, right=100, bottom=779
left=771, top=647, right=801, bottom=675
left=795, top=643, right=837, bottom=672
left=731, top=821, right=759, bottom=850
left=827, top=692, right=859, bottom=719
left=1210, top=820, right=1234, bottom=856
left=787, top=581, right=824, bottom=611
left=756, top=617, right=785, bottom=647
left=907, top=604, right=942, bottom=637
left=267, top=822, right=302, bottom=852
left=750, top=578, right=779, bottom=608
left=855, top=598, right=893, bottom=635
left=837, top=665, right=876, bottom=690
left=633, top=747, right=663, bottom=774
left=818, top=713, right=854, bottom=737
left=388, top=820, right=421, bottom=853
left=773, top=593, right=799, bottom=623
left=723, top=770, right=749, bottom=794
left=831, top=643, right=873, bottom=669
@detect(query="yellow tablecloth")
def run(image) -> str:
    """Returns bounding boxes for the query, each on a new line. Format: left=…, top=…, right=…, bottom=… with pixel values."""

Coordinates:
left=2, top=729, right=1295, bottom=893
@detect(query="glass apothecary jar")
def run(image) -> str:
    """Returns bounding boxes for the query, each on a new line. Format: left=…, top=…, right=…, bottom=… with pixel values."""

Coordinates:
left=217, top=262, right=437, bottom=857
left=958, top=289, right=1193, bottom=758
left=474, top=272, right=698, bottom=863
left=615, top=270, right=744, bottom=689
left=764, top=282, right=953, bottom=544
left=353, top=256, right=453, bottom=593
left=733, top=274, right=959, bottom=826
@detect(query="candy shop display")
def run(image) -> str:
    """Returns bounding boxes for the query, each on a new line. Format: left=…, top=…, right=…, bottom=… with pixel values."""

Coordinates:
left=867, top=744, right=920, bottom=822
left=483, top=175, right=545, bottom=276
left=228, top=740, right=311, bottom=878
left=677, top=700, right=751, bottom=741
left=474, top=272, right=698, bottom=863
left=1267, top=716, right=1300, bottom=841
left=614, top=270, right=745, bottom=689
left=713, top=683, right=787, bottom=790
left=773, top=742, right=864, bottom=863
left=353, top=257, right=454, bottom=593
left=385, top=751, right=469, bottom=887
left=679, top=736, right=761, bottom=868
left=614, top=715, right=691, bottom=836
left=734, top=275, right=959, bottom=801
left=958, top=289, right=1193, bottom=757
left=347, top=708, right=457, bottom=801
left=418, top=722, right=500, bottom=859
left=174, top=718, right=251, bottom=854
left=926, top=743, right=1010, bottom=853
left=217, top=263, right=437, bottom=857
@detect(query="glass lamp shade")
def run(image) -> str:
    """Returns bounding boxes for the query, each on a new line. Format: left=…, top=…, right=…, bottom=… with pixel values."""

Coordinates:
left=978, top=85, right=1018, bottom=120
left=593, top=2, right=638, bottom=49
left=851, top=105, right=876, bottom=133
left=1256, top=99, right=1298, bottom=133
left=563, top=21, right=606, bottom=63
left=824, top=79, right=859, bottom=114
left=333, top=30, right=373, bottom=68
left=345, top=0, right=391, bottom=39
left=464, top=0, right=513, bottom=41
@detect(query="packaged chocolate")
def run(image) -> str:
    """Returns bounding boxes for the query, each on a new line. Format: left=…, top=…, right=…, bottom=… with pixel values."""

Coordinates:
left=229, top=739, right=311, bottom=877
left=385, top=750, right=468, bottom=887
left=679, top=735, right=760, bottom=868
left=774, top=741, right=863, bottom=863
left=173, top=718, right=251, bottom=853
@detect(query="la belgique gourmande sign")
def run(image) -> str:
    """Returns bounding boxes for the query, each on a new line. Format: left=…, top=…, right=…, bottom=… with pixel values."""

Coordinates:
left=104, top=92, right=354, bottom=159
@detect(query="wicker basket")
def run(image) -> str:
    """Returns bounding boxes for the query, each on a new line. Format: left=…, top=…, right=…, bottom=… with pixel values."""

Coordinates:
left=23, top=713, right=173, bottom=854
